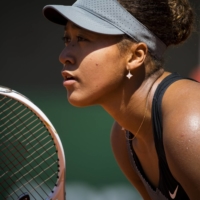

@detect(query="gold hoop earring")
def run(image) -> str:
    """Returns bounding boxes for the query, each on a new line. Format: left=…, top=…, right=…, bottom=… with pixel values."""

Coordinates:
left=126, top=70, right=133, bottom=79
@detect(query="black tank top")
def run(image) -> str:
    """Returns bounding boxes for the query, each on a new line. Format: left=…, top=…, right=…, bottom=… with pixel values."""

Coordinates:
left=126, top=73, right=190, bottom=199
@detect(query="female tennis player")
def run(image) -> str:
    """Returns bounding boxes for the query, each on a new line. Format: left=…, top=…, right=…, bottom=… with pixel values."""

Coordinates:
left=43, top=0, right=199, bottom=199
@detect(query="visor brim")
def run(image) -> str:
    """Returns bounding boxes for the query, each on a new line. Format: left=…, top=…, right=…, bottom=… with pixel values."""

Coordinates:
left=43, top=5, right=124, bottom=35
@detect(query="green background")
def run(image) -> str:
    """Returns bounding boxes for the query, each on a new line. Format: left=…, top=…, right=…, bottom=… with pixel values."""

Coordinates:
left=0, top=0, right=199, bottom=198
left=18, top=86, right=128, bottom=187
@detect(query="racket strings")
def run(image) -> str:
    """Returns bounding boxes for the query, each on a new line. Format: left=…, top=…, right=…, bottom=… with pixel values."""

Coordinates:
left=0, top=99, right=57, bottom=199
left=0, top=115, right=37, bottom=149
left=0, top=120, right=48, bottom=200
left=0, top=145, right=36, bottom=200
left=0, top=96, right=61, bottom=200
left=0, top=97, right=57, bottom=163
left=0, top=154, right=58, bottom=200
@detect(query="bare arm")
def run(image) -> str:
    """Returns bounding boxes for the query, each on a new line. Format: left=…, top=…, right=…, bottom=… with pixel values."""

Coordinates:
left=111, top=121, right=151, bottom=200
left=162, top=79, right=200, bottom=199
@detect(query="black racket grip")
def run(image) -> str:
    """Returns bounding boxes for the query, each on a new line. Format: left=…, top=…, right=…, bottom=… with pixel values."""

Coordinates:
left=18, top=193, right=30, bottom=200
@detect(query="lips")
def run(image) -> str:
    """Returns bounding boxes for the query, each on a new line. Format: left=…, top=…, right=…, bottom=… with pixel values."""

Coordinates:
left=61, top=71, right=77, bottom=87
left=65, top=75, right=74, bottom=81
left=62, top=71, right=75, bottom=80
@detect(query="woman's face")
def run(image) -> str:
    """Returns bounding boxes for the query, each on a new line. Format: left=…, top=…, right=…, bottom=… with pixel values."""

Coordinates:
left=59, top=21, right=127, bottom=107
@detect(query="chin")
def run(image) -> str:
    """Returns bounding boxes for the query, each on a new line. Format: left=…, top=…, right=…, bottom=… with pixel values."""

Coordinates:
left=67, top=93, right=94, bottom=108
left=68, top=99, right=86, bottom=107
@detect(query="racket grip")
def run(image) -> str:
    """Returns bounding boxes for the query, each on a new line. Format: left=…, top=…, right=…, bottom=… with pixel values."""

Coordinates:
left=18, top=193, right=30, bottom=200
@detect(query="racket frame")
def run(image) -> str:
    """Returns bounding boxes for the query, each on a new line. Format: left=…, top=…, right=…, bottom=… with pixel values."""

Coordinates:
left=0, top=86, right=66, bottom=200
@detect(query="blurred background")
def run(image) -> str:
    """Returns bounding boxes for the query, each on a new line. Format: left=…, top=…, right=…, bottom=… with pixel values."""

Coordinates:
left=0, top=0, right=199, bottom=199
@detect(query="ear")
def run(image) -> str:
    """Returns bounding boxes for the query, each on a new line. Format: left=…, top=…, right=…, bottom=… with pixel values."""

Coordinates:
left=126, top=42, right=148, bottom=71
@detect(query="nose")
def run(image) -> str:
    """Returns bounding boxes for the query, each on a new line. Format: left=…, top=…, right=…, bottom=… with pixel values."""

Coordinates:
left=59, top=46, right=75, bottom=66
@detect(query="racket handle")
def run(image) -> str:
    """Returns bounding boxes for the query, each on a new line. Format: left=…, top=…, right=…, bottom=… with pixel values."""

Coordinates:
left=18, top=193, right=30, bottom=200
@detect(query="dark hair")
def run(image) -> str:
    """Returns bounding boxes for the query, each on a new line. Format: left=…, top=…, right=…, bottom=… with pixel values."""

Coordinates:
left=118, top=0, right=195, bottom=46
left=117, top=0, right=195, bottom=75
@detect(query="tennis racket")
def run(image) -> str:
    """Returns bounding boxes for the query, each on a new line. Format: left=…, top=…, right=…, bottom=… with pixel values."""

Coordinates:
left=0, top=85, right=66, bottom=200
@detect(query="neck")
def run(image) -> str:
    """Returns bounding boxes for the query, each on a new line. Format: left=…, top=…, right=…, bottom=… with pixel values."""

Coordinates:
left=100, top=69, right=165, bottom=143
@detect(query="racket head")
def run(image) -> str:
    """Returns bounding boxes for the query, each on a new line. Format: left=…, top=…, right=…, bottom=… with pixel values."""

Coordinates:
left=0, top=85, right=66, bottom=200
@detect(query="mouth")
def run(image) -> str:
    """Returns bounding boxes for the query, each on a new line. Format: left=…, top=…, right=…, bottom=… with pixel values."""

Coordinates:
left=62, top=71, right=75, bottom=81
left=61, top=71, right=77, bottom=87
left=65, top=75, right=75, bottom=81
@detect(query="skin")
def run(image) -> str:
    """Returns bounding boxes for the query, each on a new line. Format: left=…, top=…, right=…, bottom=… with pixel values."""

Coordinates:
left=60, top=21, right=126, bottom=107
left=59, top=21, right=200, bottom=199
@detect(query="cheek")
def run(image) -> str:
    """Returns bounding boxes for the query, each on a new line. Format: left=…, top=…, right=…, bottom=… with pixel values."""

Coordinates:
left=68, top=46, right=125, bottom=106
left=80, top=57, right=124, bottom=97
left=82, top=48, right=124, bottom=79
left=80, top=61, right=113, bottom=89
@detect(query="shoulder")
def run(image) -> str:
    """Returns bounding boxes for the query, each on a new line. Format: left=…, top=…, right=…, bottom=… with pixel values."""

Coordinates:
left=161, top=78, right=200, bottom=198
left=162, top=78, right=200, bottom=134
left=162, top=78, right=200, bottom=138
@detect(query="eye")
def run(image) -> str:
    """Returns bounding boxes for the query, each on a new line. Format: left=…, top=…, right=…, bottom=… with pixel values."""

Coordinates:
left=77, top=36, right=87, bottom=42
left=62, top=36, right=71, bottom=44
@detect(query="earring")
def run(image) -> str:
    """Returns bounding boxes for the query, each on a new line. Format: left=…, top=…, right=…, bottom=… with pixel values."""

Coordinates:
left=126, top=70, right=133, bottom=79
